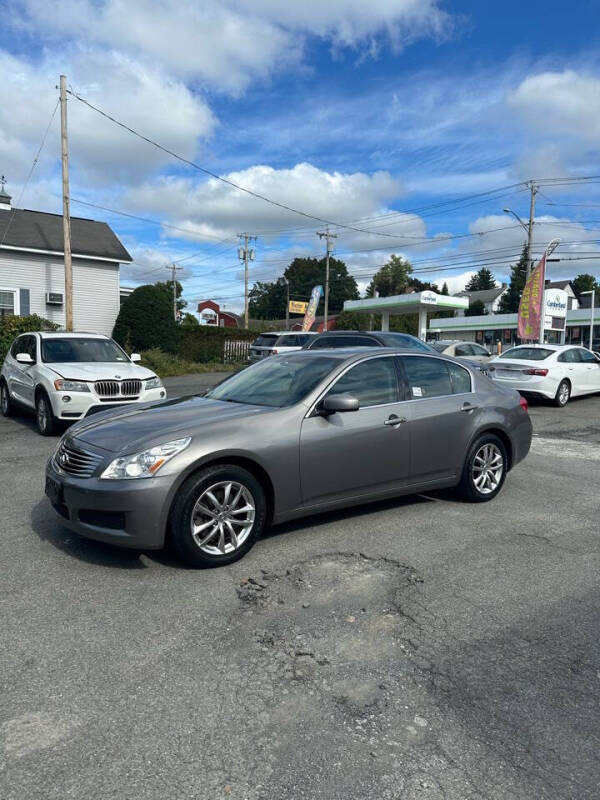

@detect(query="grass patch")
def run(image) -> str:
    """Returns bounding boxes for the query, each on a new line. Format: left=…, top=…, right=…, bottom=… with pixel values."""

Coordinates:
left=140, top=348, right=242, bottom=377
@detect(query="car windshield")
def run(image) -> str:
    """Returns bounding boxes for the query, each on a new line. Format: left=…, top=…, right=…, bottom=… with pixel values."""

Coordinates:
left=253, top=334, right=279, bottom=347
left=42, top=337, right=129, bottom=363
left=378, top=333, right=433, bottom=352
left=499, top=347, right=554, bottom=361
left=206, top=355, right=339, bottom=407
left=430, top=342, right=450, bottom=352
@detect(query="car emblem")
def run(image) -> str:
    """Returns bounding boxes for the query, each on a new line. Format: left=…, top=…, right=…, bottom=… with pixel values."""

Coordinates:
left=60, top=452, right=69, bottom=465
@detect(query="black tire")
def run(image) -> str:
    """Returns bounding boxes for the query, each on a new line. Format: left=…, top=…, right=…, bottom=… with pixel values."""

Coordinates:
left=457, top=433, right=507, bottom=503
left=554, top=379, right=570, bottom=408
left=169, top=464, right=267, bottom=568
left=35, top=391, right=57, bottom=436
left=0, top=380, right=14, bottom=417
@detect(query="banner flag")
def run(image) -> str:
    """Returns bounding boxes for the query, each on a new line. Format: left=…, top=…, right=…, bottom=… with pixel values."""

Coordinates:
left=301, top=285, right=323, bottom=331
left=517, top=254, right=546, bottom=340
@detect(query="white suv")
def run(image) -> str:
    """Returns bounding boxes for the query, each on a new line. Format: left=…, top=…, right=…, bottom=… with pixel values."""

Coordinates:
left=1, top=332, right=166, bottom=435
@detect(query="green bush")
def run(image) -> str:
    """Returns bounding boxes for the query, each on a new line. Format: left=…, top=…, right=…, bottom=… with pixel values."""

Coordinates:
left=113, top=284, right=178, bottom=353
left=0, top=314, right=59, bottom=362
left=177, top=326, right=258, bottom=363
left=140, top=348, right=240, bottom=377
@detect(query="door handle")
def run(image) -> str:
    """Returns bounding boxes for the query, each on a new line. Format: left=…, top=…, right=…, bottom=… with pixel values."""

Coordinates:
left=461, top=402, right=478, bottom=412
left=384, top=415, right=407, bottom=427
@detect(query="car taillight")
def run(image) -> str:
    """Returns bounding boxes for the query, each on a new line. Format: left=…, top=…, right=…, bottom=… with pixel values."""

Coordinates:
left=523, top=368, right=548, bottom=376
left=519, top=396, right=528, bottom=413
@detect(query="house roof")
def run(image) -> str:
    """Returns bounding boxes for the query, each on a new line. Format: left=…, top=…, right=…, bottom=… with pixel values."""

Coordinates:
left=0, top=208, right=132, bottom=262
left=456, top=285, right=507, bottom=304
left=545, top=280, right=574, bottom=292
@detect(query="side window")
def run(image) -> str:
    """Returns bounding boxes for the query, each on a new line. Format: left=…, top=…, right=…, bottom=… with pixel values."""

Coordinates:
left=308, top=337, right=332, bottom=349
left=11, top=336, right=30, bottom=358
left=579, top=349, right=598, bottom=363
left=447, top=361, right=472, bottom=394
left=279, top=335, right=297, bottom=347
left=296, top=335, right=311, bottom=346
left=327, top=357, right=399, bottom=407
left=25, top=336, right=37, bottom=360
left=353, top=337, right=379, bottom=347
left=558, top=349, right=580, bottom=363
left=455, top=344, right=473, bottom=357
left=401, top=356, right=452, bottom=399
left=471, top=344, right=489, bottom=356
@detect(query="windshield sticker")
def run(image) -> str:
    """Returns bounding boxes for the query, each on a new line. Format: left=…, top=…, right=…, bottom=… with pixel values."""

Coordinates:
left=412, top=386, right=423, bottom=397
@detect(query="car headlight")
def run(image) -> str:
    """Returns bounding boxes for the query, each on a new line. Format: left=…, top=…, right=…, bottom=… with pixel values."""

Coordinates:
left=145, top=376, right=163, bottom=389
left=54, top=379, right=90, bottom=392
left=100, top=437, right=191, bottom=479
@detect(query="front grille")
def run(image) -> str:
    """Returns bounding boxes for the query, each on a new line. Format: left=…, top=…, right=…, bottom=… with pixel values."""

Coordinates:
left=54, top=440, right=104, bottom=478
left=94, top=379, right=142, bottom=398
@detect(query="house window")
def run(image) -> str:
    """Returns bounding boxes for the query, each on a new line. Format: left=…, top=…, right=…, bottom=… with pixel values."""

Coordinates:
left=0, top=288, right=18, bottom=318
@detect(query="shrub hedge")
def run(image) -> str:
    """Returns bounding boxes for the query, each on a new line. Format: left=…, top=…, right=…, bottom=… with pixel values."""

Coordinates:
left=177, top=326, right=258, bottom=363
left=0, top=314, right=59, bottom=362
left=113, top=285, right=178, bottom=354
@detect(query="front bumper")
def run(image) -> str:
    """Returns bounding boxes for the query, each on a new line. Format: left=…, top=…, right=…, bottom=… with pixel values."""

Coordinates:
left=45, top=457, right=175, bottom=549
left=50, top=387, right=167, bottom=421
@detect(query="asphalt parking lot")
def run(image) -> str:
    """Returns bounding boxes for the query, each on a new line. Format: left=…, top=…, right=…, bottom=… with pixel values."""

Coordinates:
left=1, top=376, right=599, bottom=800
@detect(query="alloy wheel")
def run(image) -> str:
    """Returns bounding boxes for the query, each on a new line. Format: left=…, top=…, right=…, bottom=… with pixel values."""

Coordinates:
left=190, top=480, right=256, bottom=555
left=558, top=382, right=570, bottom=406
left=471, top=443, right=504, bottom=495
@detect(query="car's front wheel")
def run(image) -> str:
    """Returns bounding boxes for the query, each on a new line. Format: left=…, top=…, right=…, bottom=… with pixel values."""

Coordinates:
left=458, top=434, right=507, bottom=502
left=169, top=464, right=267, bottom=567
left=554, top=379, right=570, bottom=407
left=0, top=380, right=14, bottom=417
left=36, top=392, right=57, bottom=436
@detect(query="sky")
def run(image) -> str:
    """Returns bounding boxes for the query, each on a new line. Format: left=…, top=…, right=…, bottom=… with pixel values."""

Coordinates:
left=1, top=0, right=600, bottom=316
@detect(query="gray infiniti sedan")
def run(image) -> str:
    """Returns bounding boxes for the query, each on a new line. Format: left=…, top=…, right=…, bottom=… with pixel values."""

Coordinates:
left=46, top=349, right=532, bottom=567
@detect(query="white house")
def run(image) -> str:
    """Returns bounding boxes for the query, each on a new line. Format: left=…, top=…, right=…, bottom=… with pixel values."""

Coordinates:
left=0, top=183, right=132, bottom=336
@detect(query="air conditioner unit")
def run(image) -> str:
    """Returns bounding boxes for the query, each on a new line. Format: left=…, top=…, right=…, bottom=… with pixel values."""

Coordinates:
left=46, top=292, right=64, bottom=305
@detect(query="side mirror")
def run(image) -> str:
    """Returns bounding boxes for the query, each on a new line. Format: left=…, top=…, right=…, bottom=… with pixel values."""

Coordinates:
left=322, top=393, right=360, bottom=414
left=16, top=353, right=34, bottom=365
left=130, top=353, right=141, bottom=363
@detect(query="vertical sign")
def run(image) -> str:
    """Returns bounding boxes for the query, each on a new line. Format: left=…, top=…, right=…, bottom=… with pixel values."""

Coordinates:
left=517, top=253, right=546, bottom=340
left=302, top=285, right=323, bottom=332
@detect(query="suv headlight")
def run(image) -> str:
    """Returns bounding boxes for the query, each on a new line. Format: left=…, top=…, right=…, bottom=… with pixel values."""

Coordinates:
left=54, top=379, right=90, bottom=392
left=145, top=376, right=163, bottom=389
left=100, top=437, right=191, bottom=479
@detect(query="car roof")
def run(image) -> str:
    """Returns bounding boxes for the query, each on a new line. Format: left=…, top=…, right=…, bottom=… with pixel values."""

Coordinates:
left=35, top=331, right=110, bottom=339
left=273, top=346, right=463, bottom=364
left=257, top=330, right=317, bottom=336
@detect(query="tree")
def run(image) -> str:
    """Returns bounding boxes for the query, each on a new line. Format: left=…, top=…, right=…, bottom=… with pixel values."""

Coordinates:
left=113, top=284, right=178, bottom=353
left=249, top=257, right=359, bottom=320
left=440, top=282, right=449, bottom=295
left=465, top=299, right=487, bottom=317
left=367, top=254, right=412, bottom=297
left=572, top=274, right=600, bottom=298
left=154, top=280, right=187, bottom=314
left=497, top=245, right=528, bottom=314
left=465, top=268, right=496, bottom=292
left=180, top=312, right=199, bottom=327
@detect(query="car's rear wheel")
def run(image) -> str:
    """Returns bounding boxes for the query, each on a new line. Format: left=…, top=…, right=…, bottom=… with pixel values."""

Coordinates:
left=36, top=392, right=57, bottom=436
left=0, top=380, right=14, bottom=417
left=554, top=379, right=570, bottom=407
left=169, top=464, right=267, bottom=567
left=458, top=434, right=507, bottom=502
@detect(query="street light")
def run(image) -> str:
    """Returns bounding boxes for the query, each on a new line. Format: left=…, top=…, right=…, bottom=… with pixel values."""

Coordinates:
left=503, top=207, right=528, bottom=233
left=580, top=289, right=596, bottom=351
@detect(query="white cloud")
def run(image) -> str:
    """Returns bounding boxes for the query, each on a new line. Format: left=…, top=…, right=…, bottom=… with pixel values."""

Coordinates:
left=125, top=163, right=404, bottom=240
left=509, top=70, right=600, bottom=143
left=11, top=0, right=453, bottom=94
left=0, top=48, right=215, bottom=191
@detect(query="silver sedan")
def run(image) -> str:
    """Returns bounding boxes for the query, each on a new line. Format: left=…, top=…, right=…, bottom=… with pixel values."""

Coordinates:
left=46, top=349, right=532, bottom=567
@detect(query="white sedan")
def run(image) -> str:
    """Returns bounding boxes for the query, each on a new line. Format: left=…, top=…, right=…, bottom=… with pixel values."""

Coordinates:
left=488, top=344, right=600, bottom=406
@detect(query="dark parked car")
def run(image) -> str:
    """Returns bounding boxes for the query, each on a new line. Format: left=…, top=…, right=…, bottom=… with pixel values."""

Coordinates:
left=303, top=330, right=436, bottom=352
left=46, top=349, right=532, bottom=568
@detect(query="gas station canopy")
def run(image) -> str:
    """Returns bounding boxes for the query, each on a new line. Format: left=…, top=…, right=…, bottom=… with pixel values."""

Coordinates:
left=343, top=291, right=469, bottom=340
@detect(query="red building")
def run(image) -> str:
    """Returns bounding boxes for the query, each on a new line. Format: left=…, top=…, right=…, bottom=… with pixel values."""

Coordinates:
left=197, top=300, right=240, bottom=328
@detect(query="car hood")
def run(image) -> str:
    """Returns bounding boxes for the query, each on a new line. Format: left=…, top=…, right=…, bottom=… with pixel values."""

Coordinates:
left=45, top=362, right=156, bottom=380
left=69, top=395, right=270, bottom=453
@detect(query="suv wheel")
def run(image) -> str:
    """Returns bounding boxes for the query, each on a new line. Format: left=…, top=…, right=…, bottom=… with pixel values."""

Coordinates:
left=36, top=392, right=57, bottom=436
left=458, top=434, right=507, bottom=502
left=0, top=380, right=14, bottom=417
left=169, top=464, right=267, bottom=568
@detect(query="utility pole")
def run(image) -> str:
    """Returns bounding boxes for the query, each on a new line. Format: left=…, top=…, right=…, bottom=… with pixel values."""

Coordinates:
left=316, top=226, right=338, bottom=328
left=238, top=234, right=256, bottom=328
left=165, top=264, right=184, bottom=322
left=285, top=278, right=290, bottom=330
left=59, top=75, right=73, bottom=331
left=526, top=181, right=537, bottom=281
